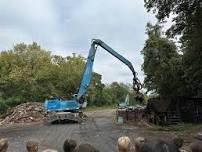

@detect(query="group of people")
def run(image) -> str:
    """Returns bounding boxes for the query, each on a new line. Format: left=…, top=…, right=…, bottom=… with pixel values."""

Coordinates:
left=0, top=138, right=99, bottom=152
left=0, top=135, right=201, bottom=152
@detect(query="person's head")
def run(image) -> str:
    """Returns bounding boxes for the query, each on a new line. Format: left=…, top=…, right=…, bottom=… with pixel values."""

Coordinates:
left=134, top=137, right=146, bottom=151
left=190, top=141, right=202, bottom=152
left=0, top=138, right=8, bottom=152
left=42, top=149, right=58, bottom=152
left=63, top=139, right=77, bottom=152
left=74, top=144, right=99, bottom=152
left=140, top=139, right=180, bottom=152
left=172, top=135, right=183, bottom=148
left=26, top=141, right=38, bottom=152
left=117, top=136, right=131, bottom=152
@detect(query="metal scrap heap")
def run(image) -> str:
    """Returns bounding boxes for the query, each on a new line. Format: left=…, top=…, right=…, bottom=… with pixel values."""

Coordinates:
left=116, top=105, right=146, bottom=123
left=144, top=96, right=202, bottom=125
left=0, top=102, right=46, bottom=125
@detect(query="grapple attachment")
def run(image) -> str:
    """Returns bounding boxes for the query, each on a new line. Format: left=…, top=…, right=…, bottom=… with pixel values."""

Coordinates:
left=132, top=73, right=142, bottom=93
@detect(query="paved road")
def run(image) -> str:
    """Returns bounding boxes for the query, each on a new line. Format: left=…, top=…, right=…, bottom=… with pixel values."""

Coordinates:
left=0, top=110, right=174, bottom=152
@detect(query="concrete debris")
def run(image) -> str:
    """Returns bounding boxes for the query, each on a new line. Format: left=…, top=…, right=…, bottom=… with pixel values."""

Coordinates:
left=0, top=102, right=46, bottom=125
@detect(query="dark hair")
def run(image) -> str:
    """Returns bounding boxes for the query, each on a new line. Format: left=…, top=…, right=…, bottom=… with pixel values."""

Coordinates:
left=63, top=139, right=77, bottom=152
left=26, top=141, right=38, bottom=151
left=172, top=136, right=183, bottom=148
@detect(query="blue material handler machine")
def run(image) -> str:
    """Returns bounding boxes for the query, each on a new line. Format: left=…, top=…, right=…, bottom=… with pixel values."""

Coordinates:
left=44, top=39, right=142, bottom=123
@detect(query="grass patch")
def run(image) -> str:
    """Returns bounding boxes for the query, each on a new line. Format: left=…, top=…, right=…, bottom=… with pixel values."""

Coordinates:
left=150, top=123, right=202, bottom=132
left=123, top=120, right=202, bottom=133
left=81, top=104, right=116, bottom=112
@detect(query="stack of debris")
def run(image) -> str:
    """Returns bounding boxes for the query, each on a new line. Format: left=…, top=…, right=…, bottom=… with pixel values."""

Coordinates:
left=145, top=96, right=202, bottom=125
left=0, top=102, right=46, bottom=125
left=116, top=105, right=146, bottom=123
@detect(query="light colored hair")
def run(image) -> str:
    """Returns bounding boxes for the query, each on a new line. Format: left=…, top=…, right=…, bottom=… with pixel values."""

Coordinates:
left=117, top=136, right=131, bottom=152
left=135, top=137, right=145, bottom=145
left=134, top=137, right=145, bottom=151
left=0, top=138, right=8, bottom=152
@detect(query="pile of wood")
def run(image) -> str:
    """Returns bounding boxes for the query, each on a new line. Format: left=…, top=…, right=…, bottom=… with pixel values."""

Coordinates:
left=0, top=102, right=46, bottom=125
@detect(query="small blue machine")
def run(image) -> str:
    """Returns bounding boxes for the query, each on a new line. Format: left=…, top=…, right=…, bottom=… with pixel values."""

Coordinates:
left=118, top=94, right=130, bottom=109
left=44, top=39, right=141, bottom=123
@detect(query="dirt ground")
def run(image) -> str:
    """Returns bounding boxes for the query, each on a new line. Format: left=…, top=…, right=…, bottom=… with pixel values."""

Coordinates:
left=0, top=110, right=195, bottom=152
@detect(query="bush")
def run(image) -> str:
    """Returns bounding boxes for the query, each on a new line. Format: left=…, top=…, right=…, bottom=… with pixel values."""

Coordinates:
left=5, top=96, right=24, bottom=107
left=0, top=101, right=9, bottom=114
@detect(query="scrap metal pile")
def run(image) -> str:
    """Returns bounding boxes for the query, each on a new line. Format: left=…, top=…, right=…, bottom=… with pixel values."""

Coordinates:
left=116, top=105, right=146, bottom=123
left=0, top=102, right=47, bottom=125
left=144, top=97, right=202, bottom=125
left=117, top=96, right=202, bottom=125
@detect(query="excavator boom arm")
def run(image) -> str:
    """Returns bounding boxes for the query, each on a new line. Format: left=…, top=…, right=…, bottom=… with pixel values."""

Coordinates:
left=76, top=39, right=141, bottom=101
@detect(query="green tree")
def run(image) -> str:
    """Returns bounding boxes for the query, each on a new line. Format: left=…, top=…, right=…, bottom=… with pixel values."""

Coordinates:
left=0, top=42, right=52, bottom=105
left=86, top=73, right=106, bottom=106
left=144, top=0, right=202, bottom=96
left=51, top=54, right=86, bottom=98
left=142, top=23, right=182, bottom=96
left=104, top=82, right=136, bottom=105
left=0, top=42, right=140, bottom=113
left=0, top=43, right=94, bottom=107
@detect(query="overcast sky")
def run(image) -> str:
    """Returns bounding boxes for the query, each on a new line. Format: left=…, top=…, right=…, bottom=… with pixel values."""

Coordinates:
left=0, top=0, right=156, bottom=84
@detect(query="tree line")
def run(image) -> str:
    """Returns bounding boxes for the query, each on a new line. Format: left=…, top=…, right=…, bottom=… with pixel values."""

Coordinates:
left=1, top=0, right=201, bottom=113
left=0, top=43, right=137, bottom=113
left=142, top=0, right=202, bottom=97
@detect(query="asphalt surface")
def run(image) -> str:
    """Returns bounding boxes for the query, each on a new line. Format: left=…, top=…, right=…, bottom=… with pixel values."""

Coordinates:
left=0, top=110, right=176, bottom=152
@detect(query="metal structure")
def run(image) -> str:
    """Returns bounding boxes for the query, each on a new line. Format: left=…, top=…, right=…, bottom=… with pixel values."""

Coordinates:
left=145, top=96, right=202, bottom=125
left=44, top=39, right=141, bottom=123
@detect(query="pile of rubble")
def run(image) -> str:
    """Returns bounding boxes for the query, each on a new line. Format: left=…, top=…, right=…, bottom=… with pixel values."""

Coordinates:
left=0, top=102, right=46, bottom=125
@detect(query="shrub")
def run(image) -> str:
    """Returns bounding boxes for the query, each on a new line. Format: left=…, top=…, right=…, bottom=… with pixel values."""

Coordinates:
left=0, top=101, right=9, bottom=114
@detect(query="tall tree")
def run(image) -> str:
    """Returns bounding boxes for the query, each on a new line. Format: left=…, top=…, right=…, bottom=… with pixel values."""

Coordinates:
left=142, top=23, right=182, bottom=96
left=144, top=0, right=202, bottom=96
left=0, top=42, right=52, bottom=105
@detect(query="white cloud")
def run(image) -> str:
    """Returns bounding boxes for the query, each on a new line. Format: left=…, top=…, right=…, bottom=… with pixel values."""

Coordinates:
left=0, top=0, right=64, bottom=49
left=0, top=0, right=156, bottom=84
